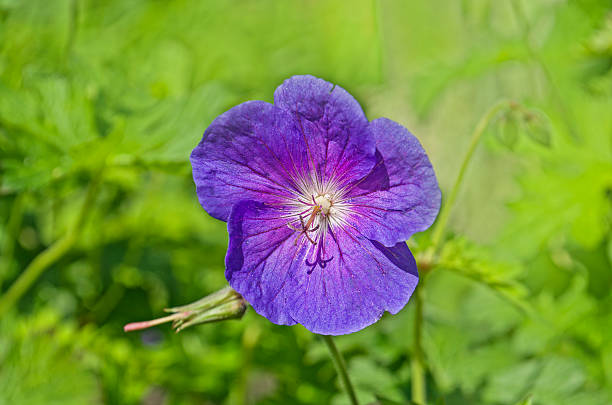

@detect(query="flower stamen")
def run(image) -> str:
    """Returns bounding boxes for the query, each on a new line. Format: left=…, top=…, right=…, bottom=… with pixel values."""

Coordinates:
left=290, top=205, right=321, bottom=245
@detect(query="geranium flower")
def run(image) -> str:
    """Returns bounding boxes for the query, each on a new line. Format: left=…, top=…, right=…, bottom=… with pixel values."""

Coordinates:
left=191, top=75, right=440, bottom=335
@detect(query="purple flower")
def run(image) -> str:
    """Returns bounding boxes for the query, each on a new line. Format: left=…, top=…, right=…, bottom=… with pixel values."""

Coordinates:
left=190, top=75, right=440, bottom=335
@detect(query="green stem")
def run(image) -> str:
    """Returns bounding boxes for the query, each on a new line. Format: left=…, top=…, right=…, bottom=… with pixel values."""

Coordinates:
left=412, top=100, right=510, bottom=404
left=322, top=335, right=359, bottom=405
left=0, top=176, right=100, bottom=315
left=427, top=100, right=509, bottom=259
left=411, top=282, right=426, bottom=405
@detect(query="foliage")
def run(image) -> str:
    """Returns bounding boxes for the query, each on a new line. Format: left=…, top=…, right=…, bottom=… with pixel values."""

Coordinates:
left=1, top=0, right=611, bottom=404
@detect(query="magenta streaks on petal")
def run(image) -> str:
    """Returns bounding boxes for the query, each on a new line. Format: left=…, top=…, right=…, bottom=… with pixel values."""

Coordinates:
left=226, top=200, right=302, bottom=326
left=274, top=75, right=376, bottom=188
left=343, top=118, right=441, bottom=247
left=190, top=101, right=317, bottom=221
left=225, top=200, right=418, bottom=335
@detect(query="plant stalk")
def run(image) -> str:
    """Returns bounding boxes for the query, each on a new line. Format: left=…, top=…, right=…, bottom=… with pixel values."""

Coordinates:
left=427, top=100, right=509, bottom=259
left=123, top=311, right=191, bottom=332
left=322, top=335, right=359, bottom=405
left=412, top=100, right=510, bottom=404
left=411, top=281, right=426, bottom=404
left=0, top=176, right=100, bottom=315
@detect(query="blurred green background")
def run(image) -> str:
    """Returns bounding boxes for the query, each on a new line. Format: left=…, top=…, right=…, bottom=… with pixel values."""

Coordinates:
left=1, top=0, right=612, bottom=404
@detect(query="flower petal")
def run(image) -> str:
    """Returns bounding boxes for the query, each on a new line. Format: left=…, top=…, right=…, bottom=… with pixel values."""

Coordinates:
left=190, top=101, right=316, bottom=221
left=344, top=118, right=441, bottom=246
left=226, top=200, right=419, bottom=335
left=274, top=75, right=376, bottom=186
left=225, top=200, right=301, bottom=326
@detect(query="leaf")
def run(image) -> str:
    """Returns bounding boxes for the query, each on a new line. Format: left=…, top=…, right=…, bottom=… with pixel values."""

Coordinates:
left=0, top=82, right=45, bottom=137
left=336, top=356, right=405, bottom=405
left=482, top=360, right=541, bottom=404
left=0, top=310, right=99, bottom=405
left=437, top=237, right=530, bottom=314
left=501, top=161, right=612, bottom=256
left=530, top=357, right=585, bottom=404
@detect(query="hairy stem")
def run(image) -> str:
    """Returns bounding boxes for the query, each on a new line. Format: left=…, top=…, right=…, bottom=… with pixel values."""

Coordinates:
left=0, top=176, right=100, bottom=315
left=322, top=335, right=359, bottom=405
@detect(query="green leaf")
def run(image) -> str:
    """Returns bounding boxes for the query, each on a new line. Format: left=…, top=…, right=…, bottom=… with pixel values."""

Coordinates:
left=482, top=360, right=540, bottom=404
left=0, top=310, right=99, bottom=405
left=437, top=237, right=530, bottom=314
left=501, top=161, right=612, bottom=255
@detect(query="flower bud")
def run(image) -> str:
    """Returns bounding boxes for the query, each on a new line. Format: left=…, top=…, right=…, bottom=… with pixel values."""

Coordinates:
left=523, top=111, right=552, bottom=147
left=124, top=286, right=247, bottom=333
left=494, top=112, right=521, bottom=149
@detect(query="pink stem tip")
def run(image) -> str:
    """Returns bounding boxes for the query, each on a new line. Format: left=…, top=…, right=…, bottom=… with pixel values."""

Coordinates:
left=123, top=311, right=191, bottom=332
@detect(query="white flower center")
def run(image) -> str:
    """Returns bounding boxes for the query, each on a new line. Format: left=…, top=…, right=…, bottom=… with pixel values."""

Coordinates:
left=314, top=193, right=333, bottom=215
left=282, top=173, right=352, bottom=251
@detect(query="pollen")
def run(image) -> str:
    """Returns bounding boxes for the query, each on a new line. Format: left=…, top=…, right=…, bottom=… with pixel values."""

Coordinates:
left=314, top=194, right=333, bottom=215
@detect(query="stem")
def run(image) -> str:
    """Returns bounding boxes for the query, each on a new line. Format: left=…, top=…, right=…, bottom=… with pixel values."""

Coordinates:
left=0, top=176, right=100, bottom=315
left=322, top=335, right=359, bottom=405
left=411, top=283, right=426, bottom=404
left=427, top=100, right=509, bottom=258
left=412, top=100, right=509, bottom=404
left=123, top=311, right=191, bottom=332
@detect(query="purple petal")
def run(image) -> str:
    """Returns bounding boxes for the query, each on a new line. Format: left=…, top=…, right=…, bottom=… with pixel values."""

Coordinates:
left=226, top=200, right=419, bottom=335
left=190, top=101, right=316, bottom=221
left=344, top=118, right=441, bottom=246
left=274, top=75, right=376, bottom=186
left=225, top=200, right=300, bottom=326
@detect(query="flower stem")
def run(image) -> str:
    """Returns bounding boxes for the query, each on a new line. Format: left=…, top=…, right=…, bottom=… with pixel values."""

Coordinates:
left=322, top=335, right=359, bottom=405
left=0, top=175, right=101, bottom=316
left=412, top=100, right=510, bottom=404
left=427, top=100, right=509, bottom=258
left=411, top=282, right=426, bottom=404
left=123, top=311, right=191, bottom=332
